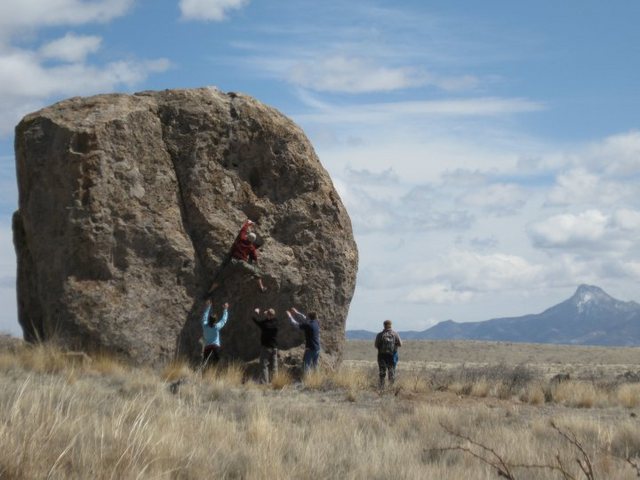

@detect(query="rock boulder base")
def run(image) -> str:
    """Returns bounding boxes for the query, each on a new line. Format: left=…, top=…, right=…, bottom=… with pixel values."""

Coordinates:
left=13, top=88, right=358, bottom=365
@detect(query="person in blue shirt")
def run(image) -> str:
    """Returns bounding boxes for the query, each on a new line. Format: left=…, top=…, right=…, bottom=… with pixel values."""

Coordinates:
left=201, top=299, right=230, bottom=367
left=287, top=307, right=321, bottom=375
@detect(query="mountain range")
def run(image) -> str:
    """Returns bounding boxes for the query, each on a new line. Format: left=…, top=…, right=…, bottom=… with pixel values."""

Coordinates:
left=346, top=285, right=640, bottom=346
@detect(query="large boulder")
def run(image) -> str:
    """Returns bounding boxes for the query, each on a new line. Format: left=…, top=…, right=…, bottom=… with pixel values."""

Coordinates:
left=12, top=88, right=358, bottom=365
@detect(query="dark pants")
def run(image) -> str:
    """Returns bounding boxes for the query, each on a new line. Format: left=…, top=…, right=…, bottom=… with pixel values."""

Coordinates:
left=303, top=349, right=320, bottom=375
left=378, top=352, right=396, bottom=388
left=209, top=257, right=263, bottom=297
left=202, top=344, right=221, bottom=368
left=232, top=257, right=262, bottom=278
left=215, top=257, right=262, bottom=283
left=260, top=347, right=278, bottom=383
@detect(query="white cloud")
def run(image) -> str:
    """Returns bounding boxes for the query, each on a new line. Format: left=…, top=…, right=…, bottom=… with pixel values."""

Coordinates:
left=307, top=101, right=547, bottom=191
left=406, top=283, right=474, bottom=304
left=297, top=96, right=545, bottom=125
left=382, top=248, right=552, bottom=308
left=0, top=100, right=43, bottom=137
left=240, top=49, right=485, bottom=94
left=288, top=55, right=479, bottom=94
left=468, top=236, right=499, bottom=250
left=0, top=48, right=170, bottom=99
left=439, top=250, right=544, bottom=292
left=247, top=55, right=435, bottom=95
left=0, top=0, right=133, bottom=37
left=611, top=209, right=640, bottom=231
left=618, top=261, right=640, bottom=279
left=330, top=129, right=640, bottom=325
left=460, top=183, right=528, bottom=215
left=434, top=74, right=480, bottom=91
left=0, top=46, right=170, bottom=135
left=590, top=131, right=640, bottom=176
left=546, top=169, right=601, bottom=206
left=311, top=96, right=639, bottom=328
left=0, top=224, right=15, bottom=270
left=232, top=4, right=640, bottom=328
left=221, top=2, right=516, bottom=98
left=528, top=210, right=608, bottom=249
left=291, top=55, right=420, bottom=93
left=528, top=209, right=640, bottom=253
left=0, top=224, right=18, bottom=336
left=363, top=248, right=544, bottom=295
left=393, top=248, right=640, bottom=316
left=179, top=0, right=249, bottom=21
left=0, top=1, right=170, bottom=137
left=335, top=169, right=479, bottom=235
left=0, top=169, right=18, bottom=212
left=336, top=184, right=398, bottom=232
left=545, top=164, right=640, bottom=211
left=539, top=131, right=640, bottom=177
left=39, top=32, right=102, bottom=62
left=401, top=188, right=475, bottom=230
left=333, top=164, right=535, bottom=243
left=344, top=167, right=400, bottom=186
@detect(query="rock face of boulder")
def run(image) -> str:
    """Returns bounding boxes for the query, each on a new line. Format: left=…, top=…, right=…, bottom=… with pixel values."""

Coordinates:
left=13, top=88, right=358, bottom=365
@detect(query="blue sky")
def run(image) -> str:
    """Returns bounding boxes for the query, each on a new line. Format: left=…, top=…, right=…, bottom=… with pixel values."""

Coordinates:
left=1, top=0, right=640, bottom=334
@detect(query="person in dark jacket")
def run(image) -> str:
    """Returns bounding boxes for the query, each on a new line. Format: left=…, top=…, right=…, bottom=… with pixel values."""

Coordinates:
left=287, top=307, right=321, bottom=375
left=374, top=320, right=402, bottom=389
left=208, top=219, right=266, bottom=295
left=253, top=307, right=279, bottom=383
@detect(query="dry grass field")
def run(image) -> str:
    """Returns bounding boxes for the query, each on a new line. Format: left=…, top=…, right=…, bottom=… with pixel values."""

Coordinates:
left=0, top=340, right=639, bottom=479
left=346, top=339, right=640, bottom=379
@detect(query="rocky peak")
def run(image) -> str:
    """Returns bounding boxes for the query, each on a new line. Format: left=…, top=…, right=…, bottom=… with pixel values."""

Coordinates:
left=571, top=284, right=610, bottom=309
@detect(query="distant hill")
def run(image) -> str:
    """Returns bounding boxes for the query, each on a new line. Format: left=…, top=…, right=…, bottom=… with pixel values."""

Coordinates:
left=346, top=285, right=640, bottom=346
left=345, top=330, right=377, bottom=340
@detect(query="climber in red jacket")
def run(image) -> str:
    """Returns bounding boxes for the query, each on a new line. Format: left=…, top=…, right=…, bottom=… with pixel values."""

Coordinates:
left=208, top=219, right=266, bottom=295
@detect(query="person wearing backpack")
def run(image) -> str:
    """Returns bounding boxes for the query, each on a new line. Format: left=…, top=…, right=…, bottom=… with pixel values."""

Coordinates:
left=374, top=319, right=402, bottom=389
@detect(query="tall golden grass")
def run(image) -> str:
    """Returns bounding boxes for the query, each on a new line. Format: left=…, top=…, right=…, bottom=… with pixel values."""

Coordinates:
left=1, top=343, right=640, bottom=479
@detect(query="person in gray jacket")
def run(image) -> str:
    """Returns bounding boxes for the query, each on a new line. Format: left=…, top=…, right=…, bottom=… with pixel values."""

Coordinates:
left=374, top=319, right=402, bottom=388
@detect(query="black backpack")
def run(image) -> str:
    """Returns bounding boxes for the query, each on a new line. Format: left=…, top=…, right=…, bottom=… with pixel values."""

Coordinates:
left=379, top=330, right=396, bottom=354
